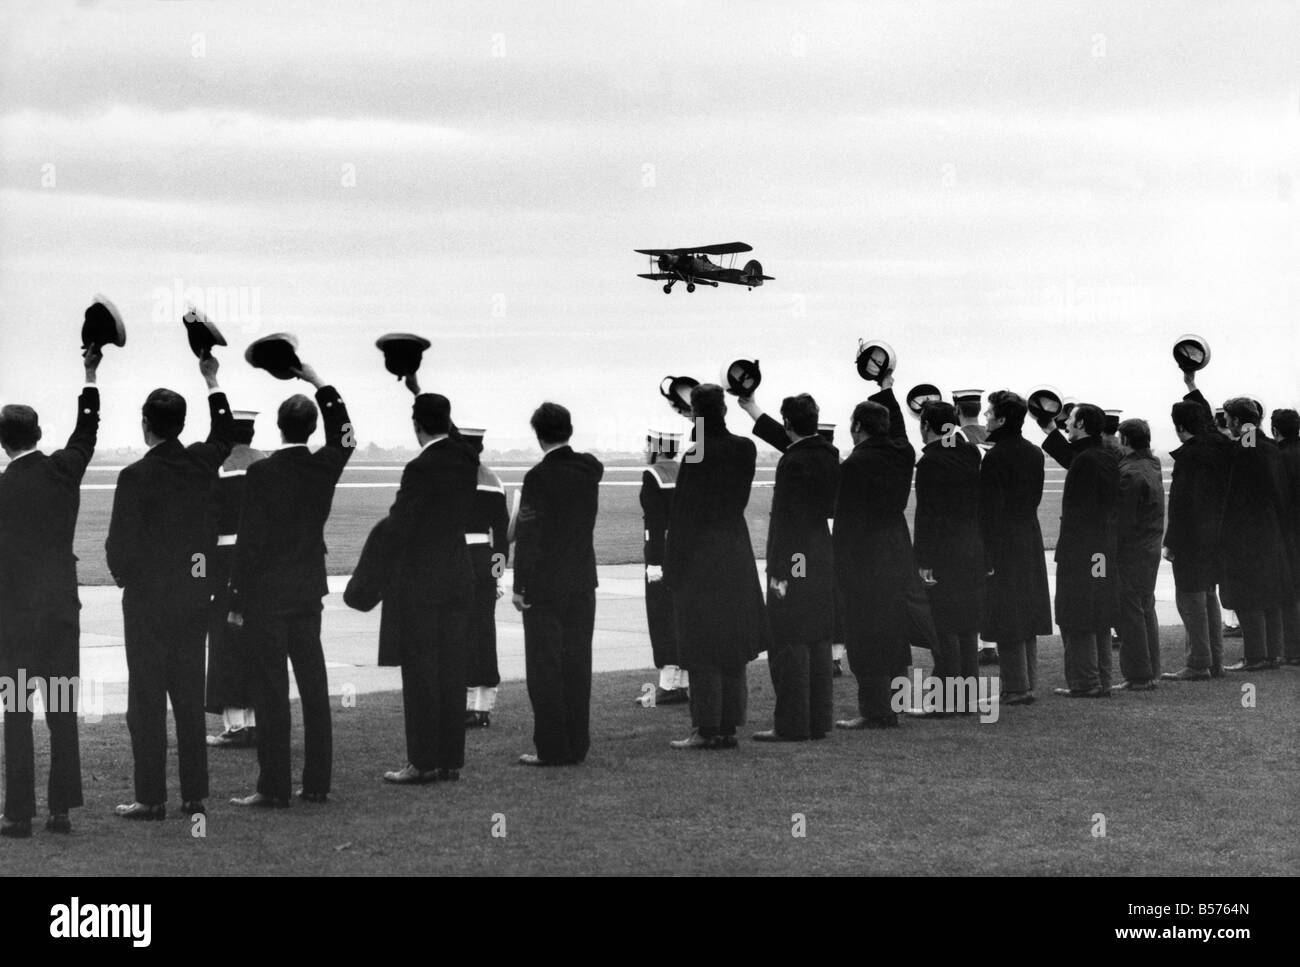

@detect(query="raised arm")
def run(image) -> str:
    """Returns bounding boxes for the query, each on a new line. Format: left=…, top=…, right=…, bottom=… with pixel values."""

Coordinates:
left=293, top=362, right=355, bottom=472
left=192, top=353, right=235, bottom=470
left=50, top=346, right=102, bottom=480
left=869, top=378, right=906, bottom=443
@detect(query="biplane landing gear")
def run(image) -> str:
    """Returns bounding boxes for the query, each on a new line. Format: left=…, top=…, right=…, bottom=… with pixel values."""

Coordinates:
left=663, top=283, right=673, bottom=294
left=686, top=283, right=696, bottom=293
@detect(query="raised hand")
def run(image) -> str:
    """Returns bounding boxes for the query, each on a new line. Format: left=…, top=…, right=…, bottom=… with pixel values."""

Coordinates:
left=199, top=352, right=220, bottom=388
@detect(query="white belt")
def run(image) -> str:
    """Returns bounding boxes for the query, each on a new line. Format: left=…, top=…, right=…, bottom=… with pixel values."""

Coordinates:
left=217, top=534, right=238, bottom=547
left=465, top=533, right=490, bottom=545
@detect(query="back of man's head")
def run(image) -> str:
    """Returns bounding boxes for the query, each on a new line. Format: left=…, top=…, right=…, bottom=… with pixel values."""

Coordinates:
left=0, top=404, right=41, bottom=452
left=920, top=401, right=958, bottom=439
left=1271, top=408, right=1300, bottom=440
left=277, top=394, right=319, bottom=444
left=988, top=390, right=1027, bottom=431
left=530, top=401, right=573, bottom=446
left=1118, top=417, right=1151, bottom=451
left=412, top=394, right=452, bottom=436
left=1223, top=397, right=1261, bottom=428
left=851, top=400, right=890, bottom=438
left=1171, top=400, right=1210, bottom=437
left=780, top=393, right=820, bottom=437
left=143, top=389, right=187, bottom=441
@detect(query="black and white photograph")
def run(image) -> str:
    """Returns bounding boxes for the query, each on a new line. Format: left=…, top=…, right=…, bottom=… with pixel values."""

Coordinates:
left=0, top=0, right=1294, bottom=931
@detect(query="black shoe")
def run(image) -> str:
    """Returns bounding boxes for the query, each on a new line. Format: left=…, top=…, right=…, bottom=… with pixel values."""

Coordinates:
left=182, top=800, right=205, bottom=817
left=713, top=735, right=739, bottom=749
left=464, top=710, right=491, bottom=728
left=436, top=769, right=460, bottom=782
left=978, top=648, right=999, bottom=665
left=752, top=729, right=805, bottom=742
left=1211, top=663, right=1225, bottom=678
left=518, top=752, right=575, bottom=765
left=45, top=813, right=72, bottom=834
left=207, top=726, right=256, bottom=749
left=832, top=658, right=843, bottom=677
left=383, top=764, right=441, bottom=784
left=229, top=792, right=289, bottom=808
left=1052, top=686, right=1109, bottom=698
left=1002, top=691, right=1036, bottom=705
left=296, top=789, right=329, bottom=803
left=1265, top=658, right=1283, bottom=669
left=1225, top=659, right=1269, bottom=672
left=1222, top=624, right=1243, bottom=639
left=670, top=730, right=714, bottom=750
left=114, top=802, right=165, bottom=821
left=1162, top=667, right=1211, bottom=682
left=1113, top=679, right=1156, bottom=692
left=0, top=816, right=32, bottom=839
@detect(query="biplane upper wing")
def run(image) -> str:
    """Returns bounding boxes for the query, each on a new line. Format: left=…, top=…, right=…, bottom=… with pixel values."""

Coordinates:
left=634, top=242, right=753, bottom=256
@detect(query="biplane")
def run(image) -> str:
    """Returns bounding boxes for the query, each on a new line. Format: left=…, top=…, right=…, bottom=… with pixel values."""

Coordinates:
left=634, top=242, right=773, bottom=294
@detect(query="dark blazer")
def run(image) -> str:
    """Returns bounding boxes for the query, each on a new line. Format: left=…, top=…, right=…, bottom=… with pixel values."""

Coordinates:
left=1164, top=388, right=1233, bottom=591
left=833, top=388, right=919, bottom=670
left=513, top=445, right=603, bottom=604
left=105, top=391, right=235, bottom=609
left=752, top=413, right=839, bottom=644
left=1116, top=450, right=1165, bottom=564
left=0, top=387, right=98, bottom=670
left=914, top=434, right=984, bottom=633
left=979, top=425, right=1053, bottom=642
left=228, top=385, right=353, bottom=615
left=667, top=421, right=770, bottom=669
left=1045, top=431, right=1119, bottom=630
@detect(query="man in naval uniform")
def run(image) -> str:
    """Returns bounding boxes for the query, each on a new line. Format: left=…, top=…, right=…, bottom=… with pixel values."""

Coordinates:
left=459, top=427, right=510, bottom=728
left=205, top=410, right=267, bottom=748
left=639, top=428, right=689, bottom=705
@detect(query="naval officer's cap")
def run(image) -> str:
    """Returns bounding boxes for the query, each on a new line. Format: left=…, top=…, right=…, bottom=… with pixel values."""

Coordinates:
left=375, top=333, right=432, bottom=379
left=182, top=307, right=227, bottom=359
left=905, top=383, right=944, bottom=418
left=244, top=333, right=302, bottom=380
left=1172, top=334, right=1211, bottom=373
left=81, top=295, right=126, bottom=352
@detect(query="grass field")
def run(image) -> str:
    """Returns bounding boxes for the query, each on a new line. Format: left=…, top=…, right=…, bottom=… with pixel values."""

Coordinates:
left=71, top=461, right=1076, bottom=585
left=12, top=626, right=1297, bottom=876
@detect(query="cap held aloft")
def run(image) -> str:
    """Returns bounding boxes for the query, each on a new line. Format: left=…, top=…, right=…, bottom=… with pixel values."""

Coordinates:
left=181, top=306, right=227, bottom=359
left=855, top=339, right=896, bottom=384
left=244, top=333, right=302, bottom=380
left=1026, top=385, right=1063, bottom=425
left=376, top=333, right=432, bottom=380
left=719, top=358, right=761, bottom=397
left=660, top=375, right=700, bottom=419
left=1172, top=334, right=1211, bottom=373
left=905, top=383, right=944, bottom=418
left=82, top=295, right=126, bottom=352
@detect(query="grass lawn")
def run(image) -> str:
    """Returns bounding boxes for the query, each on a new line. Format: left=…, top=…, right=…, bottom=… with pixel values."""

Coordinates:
left=9, top=626, right=1297, bottom=876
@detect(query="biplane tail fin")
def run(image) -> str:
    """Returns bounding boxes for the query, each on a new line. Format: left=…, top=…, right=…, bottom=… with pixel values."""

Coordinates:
left=742, top=259, right=768, bottom=286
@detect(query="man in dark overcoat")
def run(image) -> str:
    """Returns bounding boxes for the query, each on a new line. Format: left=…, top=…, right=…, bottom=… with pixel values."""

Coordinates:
left=914, top=401, right=984, bottom=700
left=1038, top=403, right=1119, bottom=697
left=833, top=376, right=936, bottom=729
left=979, top=391, right=1053, bottom=704
left=0, top=346, right=102, bottom=838
left=1271, top=408, right=1300, bottom=665
left=666, top=385, right=769, bottom=749
left=1113, top=418, right=1165, bottom=690
left=737, top=389, right=839, bottom=741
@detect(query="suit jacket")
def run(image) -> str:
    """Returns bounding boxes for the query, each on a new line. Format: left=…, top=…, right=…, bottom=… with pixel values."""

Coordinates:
left=640, top=460, right=678, bottom=568
left=833, top=388, right=920, bottom=668
left=228, top=386, right=353, bottom=615
left=1220, top=426, right=1292, bottom=610
left=0, top=386, right=98, bottom=669
left=914, top=434, right=984, bottom=632
left=1116, top=450, right=1165, bottom=563
left=514, top=445, right=603, bottom=604
left=752, top=413, right=840, bottom=643
left=105, top=391, right=235, bottom=609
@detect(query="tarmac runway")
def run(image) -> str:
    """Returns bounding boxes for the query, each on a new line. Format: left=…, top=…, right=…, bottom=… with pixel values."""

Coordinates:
left=69, top=555, right=1191, bottom=718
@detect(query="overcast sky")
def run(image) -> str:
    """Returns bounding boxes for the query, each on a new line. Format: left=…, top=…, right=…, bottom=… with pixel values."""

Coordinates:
left=2, top=0, right=1297, bottom=454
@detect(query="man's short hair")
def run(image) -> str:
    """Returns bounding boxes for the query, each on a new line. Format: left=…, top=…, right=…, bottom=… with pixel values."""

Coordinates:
left=277, top=394, right=318, bottom=444
left=851, top=400, right=890, bottom=438
left=1118, top=417, right=1151, bottom=451
left=413, top=394, right=452, bottom=436
left=690, top=384, right=726, bottom=424
left=142, top=389, right=187, bottom=441
left=955, top=399, right=981, bottom=420
left=1071, top=403, right=1105, bottom=438
left=780, top=393, right=820, bottom=437
left=0, top=404, right=41, bottom=452
left=1271, top=408, right=1300, bottom=440
left=1171, top=400, right=1211, bottom=437
left=530, top=401, right=573, bottom=445
left=920, top=401, right=958, bottom=438
left=987, top=390, right=1026, bottom=431
left=231, top=423, right=256, bottom=446
left=1223, top=397, right=1261, bottom=427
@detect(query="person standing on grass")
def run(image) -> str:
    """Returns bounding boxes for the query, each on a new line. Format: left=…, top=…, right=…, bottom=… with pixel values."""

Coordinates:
left=667, top=384, right=770, bottom=749
left=227, top=361, right=354, bottom=808
left=1161, top=386, right=1233, bottom=681
left=1270, top=408, right=1300, bottom=666
left=1037, top=403, right=1119, bottom=699
left=514, top=403, right=603, bottom=766
left=106, top=352, right=234, bottom=821
left=1112, top=419, right=1165, bottom=691
left=736, top=388, right=840, bottom=742
left=1216, top=396, right=1291, bottom=672
left=978, top=391, right=1052, bottom=705
left=913, top=400, right=984, bottom=709
left=0, top=345, right=102, bottom=839
left=833, top=373, right=936, bottom=730
left=638, top=428, right=689, bottom=706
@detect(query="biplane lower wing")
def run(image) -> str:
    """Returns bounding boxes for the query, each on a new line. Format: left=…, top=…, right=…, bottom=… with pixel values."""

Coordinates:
left=638, top=273, right=677, bottom=280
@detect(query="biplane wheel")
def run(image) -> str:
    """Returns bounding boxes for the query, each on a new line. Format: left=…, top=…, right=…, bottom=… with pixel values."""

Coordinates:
left=686, top=283, right=696, bottom=293
left=663, top=284, right=672, bottom=294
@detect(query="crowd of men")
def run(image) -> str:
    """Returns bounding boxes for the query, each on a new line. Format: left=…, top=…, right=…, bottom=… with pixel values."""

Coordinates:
left=1, top=336, right=1298, bottom=836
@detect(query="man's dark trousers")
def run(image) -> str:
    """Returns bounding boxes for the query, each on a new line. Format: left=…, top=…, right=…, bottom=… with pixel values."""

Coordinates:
left=400, top=603, right=469, bottom=772
left=250, top=607, right=331, bottom=800
left=523, top=590, right=595, bottom=763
